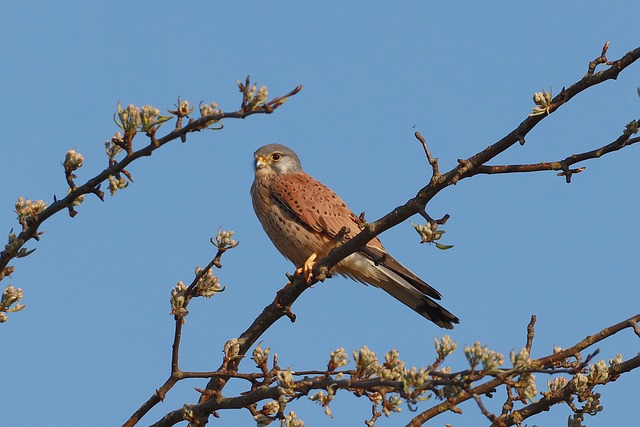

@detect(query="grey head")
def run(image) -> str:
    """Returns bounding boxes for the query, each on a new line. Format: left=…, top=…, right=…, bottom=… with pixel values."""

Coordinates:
left=253, top=144, right=304, bottom=175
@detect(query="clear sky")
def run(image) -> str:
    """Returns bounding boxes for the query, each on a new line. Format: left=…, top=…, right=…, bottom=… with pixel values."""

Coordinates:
left=2, top=1, right=639, bottom=426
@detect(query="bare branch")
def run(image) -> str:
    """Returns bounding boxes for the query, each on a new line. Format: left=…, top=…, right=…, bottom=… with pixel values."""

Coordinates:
left=414, top=131, right=440, bottom=177
left=586, top=41, right=611, bottom=76
left=525, top=315, right=536, bottom=353
left=475, top=126, right=640, bottom=182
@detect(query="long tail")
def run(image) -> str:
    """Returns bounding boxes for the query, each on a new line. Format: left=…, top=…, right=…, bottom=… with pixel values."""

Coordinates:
left=337, top=251, right=459, bottom=329
left=375, top=268, right=459, bottom=329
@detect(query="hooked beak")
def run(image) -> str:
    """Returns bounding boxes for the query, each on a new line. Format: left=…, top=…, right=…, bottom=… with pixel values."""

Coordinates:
left=255, top=155, right=268, bottom=169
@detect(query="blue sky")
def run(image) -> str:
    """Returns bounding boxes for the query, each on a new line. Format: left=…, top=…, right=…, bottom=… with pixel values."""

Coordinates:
left=2, top=1, right=639, bottom=426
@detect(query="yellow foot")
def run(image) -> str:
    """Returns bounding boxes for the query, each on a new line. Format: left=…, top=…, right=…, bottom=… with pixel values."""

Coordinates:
left=295, top=252, right=317, bottom=285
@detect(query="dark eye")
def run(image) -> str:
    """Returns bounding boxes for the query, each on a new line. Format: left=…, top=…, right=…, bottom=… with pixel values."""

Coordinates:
left=271, top=153, right=281, bottom=161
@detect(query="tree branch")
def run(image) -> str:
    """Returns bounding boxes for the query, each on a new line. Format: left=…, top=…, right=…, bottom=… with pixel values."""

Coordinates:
left=475, top=129, right=640, bottom=182
left=131, top=42, right=640, bottom=427
left=407, top=313, right=640, bottom=426
left=315, top=44, right=640, bottom=281
left=0, top=81, right=301, bottom=280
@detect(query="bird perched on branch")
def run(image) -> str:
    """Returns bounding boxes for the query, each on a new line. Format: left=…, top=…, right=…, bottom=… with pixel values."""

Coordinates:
left=250, top=143, right=458, bottom=329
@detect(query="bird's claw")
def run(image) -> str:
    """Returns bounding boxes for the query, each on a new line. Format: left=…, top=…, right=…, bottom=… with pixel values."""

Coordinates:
left=295, top=252, right=317, bottom=285
left=273, top=255, right=316, bottom=321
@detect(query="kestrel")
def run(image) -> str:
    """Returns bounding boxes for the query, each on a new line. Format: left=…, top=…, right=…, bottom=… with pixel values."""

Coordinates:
left=250, top=144, right=459, bottom=329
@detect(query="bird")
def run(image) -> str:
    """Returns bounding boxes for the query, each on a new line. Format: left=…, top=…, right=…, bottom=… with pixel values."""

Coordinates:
left=250, top=143, right=459, bottom=329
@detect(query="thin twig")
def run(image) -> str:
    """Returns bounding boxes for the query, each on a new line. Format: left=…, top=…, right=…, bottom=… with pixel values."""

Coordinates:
left=475, top=132, right=639, bottom=182
left=415, top=131, right=440, bottom=177
left=123, top=250, right=229, bottom=427
left=471, top=392, right=506, bottom=427
left=525, top=315, right=536, bottom=353
left=587, top=41, right=611, bottom=76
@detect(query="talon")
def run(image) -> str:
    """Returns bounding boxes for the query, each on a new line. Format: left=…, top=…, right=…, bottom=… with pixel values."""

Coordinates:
left=296, top=253, right=317, bottom=284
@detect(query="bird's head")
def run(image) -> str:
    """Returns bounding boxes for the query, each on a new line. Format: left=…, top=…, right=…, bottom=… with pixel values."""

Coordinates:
left=253, top=144, right=303, bottom=177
